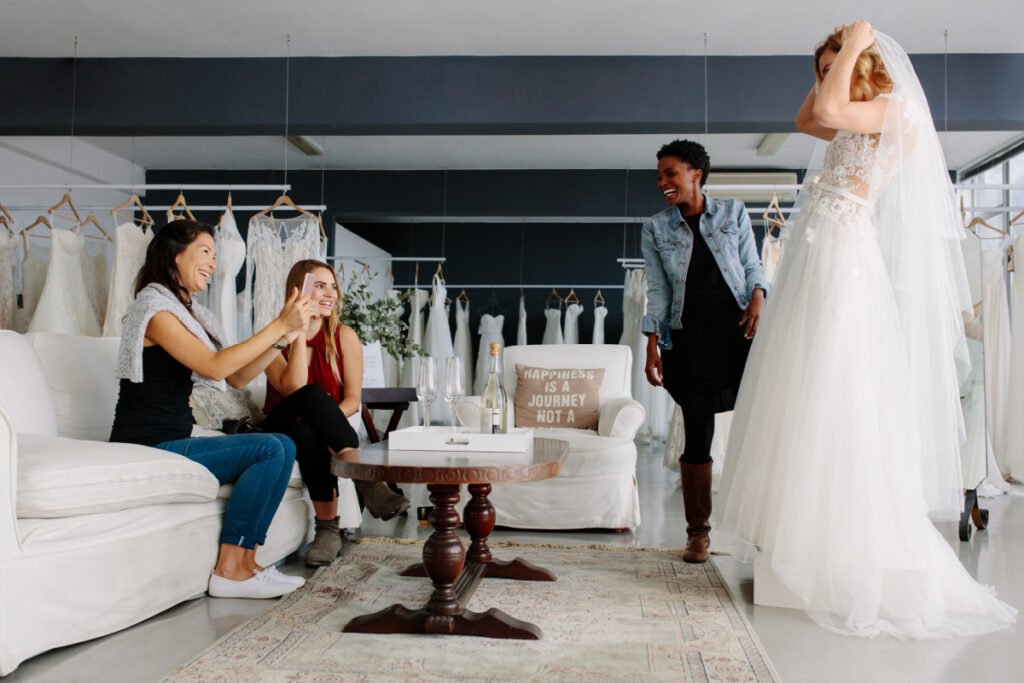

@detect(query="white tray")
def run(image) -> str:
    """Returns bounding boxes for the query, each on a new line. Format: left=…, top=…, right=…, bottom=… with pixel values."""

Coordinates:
left=387, top=426, right=534, bottom=452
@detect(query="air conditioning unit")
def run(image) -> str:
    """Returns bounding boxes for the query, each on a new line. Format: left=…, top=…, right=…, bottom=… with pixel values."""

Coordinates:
left=705, top=172, right=799, bottom=203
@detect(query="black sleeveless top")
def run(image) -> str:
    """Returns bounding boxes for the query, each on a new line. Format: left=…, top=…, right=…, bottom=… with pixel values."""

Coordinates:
left=109, top=345, right=194, bottom=447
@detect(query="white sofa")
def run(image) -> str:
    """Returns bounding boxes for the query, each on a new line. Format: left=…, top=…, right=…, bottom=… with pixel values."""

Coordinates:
left=0, top=331, right=360, bottom=676
left=456, top=344, right=645, bottom=530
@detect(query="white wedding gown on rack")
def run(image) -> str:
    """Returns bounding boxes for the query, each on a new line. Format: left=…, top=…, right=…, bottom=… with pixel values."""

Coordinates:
left=103, top=222, right=153, bottom=337
left=453, top=297, right=474, bottom=394
left=517, top=295, right=528, bottom=346
left=981, top=248, right=1013, bottom=474
left=80, top=239, right=111, bottom=326
left=622, top=268, right=670, bottom=442
left=29, top=229, right=100, bottom=336
left=242, top=215, right=323, bottom=337
left=592, top=303, right=607, bottom=344
left=1002, top=234, right=1024, bottom=479
left=542, top=306, right=563, bottom=344
left=0, top=233, right=16, bottom=330
left=398, top=288, right=429, bottom=429
left=474, top=313, right=505, bottom=395
left=423, top=274, right=455, bottom=424
left=212, top=211, right=246, bottom=345
left=14, top=236, right=46, bottom=333
left=718, top=122, right=1016, bottom=638
left=563, top=302, right=583, bottom=344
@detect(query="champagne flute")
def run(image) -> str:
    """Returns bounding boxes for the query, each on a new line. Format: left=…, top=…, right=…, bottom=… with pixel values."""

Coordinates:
left=416, top=356, right=437, bottom=431
left=444, top=357, right=465, bottom=434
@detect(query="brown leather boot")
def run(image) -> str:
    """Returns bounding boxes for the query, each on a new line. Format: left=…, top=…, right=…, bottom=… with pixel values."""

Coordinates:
left=355, top=480, right=411, bottom=521
left=680, top=461, right=713, bottom=563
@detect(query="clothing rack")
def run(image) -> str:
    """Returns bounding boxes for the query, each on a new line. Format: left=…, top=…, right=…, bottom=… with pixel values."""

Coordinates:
left=324, top=255, right=446, bottom=263
left=0, top=184, right=292, bottom=192
left=394, top=283, right=625, bottom=290
left=0, top=204, right=326, bottom=212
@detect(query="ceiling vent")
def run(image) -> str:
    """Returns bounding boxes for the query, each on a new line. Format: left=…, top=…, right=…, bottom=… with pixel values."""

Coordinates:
left=705, top=171, right=799, bottom=203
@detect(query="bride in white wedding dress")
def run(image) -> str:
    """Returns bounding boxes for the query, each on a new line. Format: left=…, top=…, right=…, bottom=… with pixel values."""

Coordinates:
left=718, top=23, right=1015, bottom=639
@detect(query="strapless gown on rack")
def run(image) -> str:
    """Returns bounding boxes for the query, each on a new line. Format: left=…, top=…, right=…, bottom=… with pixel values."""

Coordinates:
left=541, top=307, right=563, bottom=344
left=29, top=229, right=100, bottom=336
left=103, top=222, right=153, bottom=336
left=474, top=313, right=505, bottom=395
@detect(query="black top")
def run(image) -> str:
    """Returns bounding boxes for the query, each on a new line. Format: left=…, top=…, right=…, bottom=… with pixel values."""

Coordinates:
left=682, top=213, right=729, bottom=294
left=109, top=345, right=194, bottom=447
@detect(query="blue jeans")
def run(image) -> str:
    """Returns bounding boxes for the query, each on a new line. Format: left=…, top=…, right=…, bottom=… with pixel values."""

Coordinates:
left=156, top=434, right=296, bottom=549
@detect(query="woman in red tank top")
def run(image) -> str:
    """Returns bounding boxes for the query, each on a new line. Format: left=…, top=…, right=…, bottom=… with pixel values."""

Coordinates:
left=260, top=260, right=410, bottom=567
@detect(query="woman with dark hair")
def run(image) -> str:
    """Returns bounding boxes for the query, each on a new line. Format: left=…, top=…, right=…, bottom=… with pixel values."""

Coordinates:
left=110, top=220, right=314, bottom=599
left=641, top=139, right=769, bottom=564
left=261, top=260, right=409, bottom=566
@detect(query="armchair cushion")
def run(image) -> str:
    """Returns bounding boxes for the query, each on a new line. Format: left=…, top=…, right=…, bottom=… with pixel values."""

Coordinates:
left=513, top=365, right=604, bottom=430
left=0, top=331, right=59, bottom=437
left=598, top=397, right=646, bottom=439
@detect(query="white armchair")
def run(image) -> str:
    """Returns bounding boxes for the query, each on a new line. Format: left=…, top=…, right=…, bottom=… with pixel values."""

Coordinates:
left=456, top=344, right=644, bottom=530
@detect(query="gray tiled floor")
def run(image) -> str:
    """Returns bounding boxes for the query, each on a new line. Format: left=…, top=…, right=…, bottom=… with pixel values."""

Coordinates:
left=5, top=443, right=1022, bottom=682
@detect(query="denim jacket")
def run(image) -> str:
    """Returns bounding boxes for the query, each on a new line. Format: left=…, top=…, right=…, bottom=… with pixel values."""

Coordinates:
left=641, top=194, right=769, bottom=349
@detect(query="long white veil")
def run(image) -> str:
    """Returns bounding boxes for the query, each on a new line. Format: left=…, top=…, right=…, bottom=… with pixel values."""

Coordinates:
left=870, top=31, right=972, bottom=520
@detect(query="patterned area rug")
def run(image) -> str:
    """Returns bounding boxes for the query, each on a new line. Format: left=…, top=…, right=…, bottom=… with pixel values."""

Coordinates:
left=166, top=540, right=779, bottom=682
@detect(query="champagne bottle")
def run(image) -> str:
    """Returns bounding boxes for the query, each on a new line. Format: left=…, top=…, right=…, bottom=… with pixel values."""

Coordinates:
left=479, top=342, right=507, bottom=434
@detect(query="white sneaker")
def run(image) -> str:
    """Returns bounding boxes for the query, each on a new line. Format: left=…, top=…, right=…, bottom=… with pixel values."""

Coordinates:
left=259, top=565, right=305, bottom=588
left=207, top=571, right=300, bottom=599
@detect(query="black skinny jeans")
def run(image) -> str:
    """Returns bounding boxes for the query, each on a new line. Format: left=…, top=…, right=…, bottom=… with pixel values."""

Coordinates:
left=259, top=384, right=360, bottom=502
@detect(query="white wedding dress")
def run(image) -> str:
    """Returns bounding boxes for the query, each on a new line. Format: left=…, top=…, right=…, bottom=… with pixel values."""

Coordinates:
left=212, top=211, right=246, bottom=345
left=0, top=233, right=16, bottom=330
left=14, top=236, right=47, bottom=333
left=474, top=313, right=505, bottom=395
left=516, top=295, right=528, bottom=346
left=103, top=222, right=153, bottom=336
left=423, top=274, right=455, bottom=424
left=80, top=238, right=111, bottom=326
left=453, top=297, right=474, bottom=395
left=980, top=248, right=1013, bottom=474
left=1004, top=235, right=1024, bottom=479
left=718, top=126, right=1016, bottom=638
left=592, top=303, right=607, bottom=344
left=29, top=229, right=100, bottom=336
left=563, top=302, right=583, bottom=344
left=541, top=306, right=563, bottom=344
left=398, top=288, right=429, bottom=429
left=242, top=215, right=322, bottom=336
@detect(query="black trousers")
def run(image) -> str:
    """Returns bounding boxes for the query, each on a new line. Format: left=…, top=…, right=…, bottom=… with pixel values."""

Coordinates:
left=259, top=384, right=360, bottom=502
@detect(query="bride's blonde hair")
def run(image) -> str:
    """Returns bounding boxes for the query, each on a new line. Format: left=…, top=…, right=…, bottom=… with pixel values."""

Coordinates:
left=284, top=260, right=344, bottom=383
left=814, top=28, right=893, bottom=101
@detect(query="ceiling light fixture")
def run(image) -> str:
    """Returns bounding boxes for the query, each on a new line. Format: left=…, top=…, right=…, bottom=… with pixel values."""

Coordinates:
left=286, top=135, right=325, bottom=156
left=756, top=133, right=789, bottom=157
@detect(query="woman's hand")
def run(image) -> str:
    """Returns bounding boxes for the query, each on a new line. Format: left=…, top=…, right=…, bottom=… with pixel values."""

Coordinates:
left=841, top=20, right=875, bottom=55
left=277, top=287, right=314, bottom=333
left=644, top=334, right=663, bottom=387
left=739, top=289, right=766, bottom=340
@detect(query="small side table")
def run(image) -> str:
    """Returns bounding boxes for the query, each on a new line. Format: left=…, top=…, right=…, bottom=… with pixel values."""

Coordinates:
left=360, top=387, right=417, bottom=443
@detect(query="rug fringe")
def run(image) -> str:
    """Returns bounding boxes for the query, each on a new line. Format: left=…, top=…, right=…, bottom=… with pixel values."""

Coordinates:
left=352, top=536, right=730, bottom=556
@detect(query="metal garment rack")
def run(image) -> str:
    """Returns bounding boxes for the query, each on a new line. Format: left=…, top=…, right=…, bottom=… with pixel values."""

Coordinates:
left=393, top=283, right=625, bottom=290
left=0, top=184, right=292, bottom=191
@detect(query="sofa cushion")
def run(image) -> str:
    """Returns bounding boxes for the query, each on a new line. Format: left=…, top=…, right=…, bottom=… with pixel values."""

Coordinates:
left=0, top=331, right=59, bottom=436
left=27, top=333, right=121, bottom=441
left=536, top=429, right=636, bottom=477
left=16, top=433, right=220, bottom=518
left=513, top=365, right=604, bottom=430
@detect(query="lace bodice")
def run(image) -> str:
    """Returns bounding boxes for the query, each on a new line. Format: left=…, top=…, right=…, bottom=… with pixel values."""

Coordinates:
left=243, top=216, right=322, bottom=335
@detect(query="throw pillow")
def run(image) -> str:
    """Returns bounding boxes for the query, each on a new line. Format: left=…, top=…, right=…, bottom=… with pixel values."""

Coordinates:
left=514, top=364, right=605, bottom=430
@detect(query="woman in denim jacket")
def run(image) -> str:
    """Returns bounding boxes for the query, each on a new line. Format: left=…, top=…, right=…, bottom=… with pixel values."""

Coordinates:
left=640, top=139, right=769, bottom=564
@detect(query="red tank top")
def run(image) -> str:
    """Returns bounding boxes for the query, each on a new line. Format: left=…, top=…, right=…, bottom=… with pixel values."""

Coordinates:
left=263, top=326, right=342, bottom=413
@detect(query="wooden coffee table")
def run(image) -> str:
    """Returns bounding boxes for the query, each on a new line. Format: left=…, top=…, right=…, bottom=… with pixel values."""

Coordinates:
left=331, top=437, right=567, bottom=640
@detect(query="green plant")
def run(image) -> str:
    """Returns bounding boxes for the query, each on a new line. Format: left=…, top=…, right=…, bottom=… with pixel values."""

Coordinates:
left=340, top=271, right=421, bottom=359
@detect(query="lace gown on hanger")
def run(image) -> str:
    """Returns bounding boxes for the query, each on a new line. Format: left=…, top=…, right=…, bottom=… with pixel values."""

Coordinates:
left=29, top=229, right=100, bottom=336
left=592, top=303, right=607, bottom=344
left=517, top=295, right=528, bottom=346
left=213, top=211, right=246, bottom=345
left=981, top=248, right=1013, bottom=474
left=474, top=313, right=505, bottom=395
left=0, top=233, right=16, bottom=330
left=1004, top=235, right=1024, bottom=479
left=542, top=306, right=563, bottom=344
left=103, top=222, right=153, bottom=336
left=563, top=302, right=583, bottom=344
left=398, top=288, right=429, bottom=429
left=242, top=215, right=322, bottom=337
left=718, top=129, right=1016, bottom=638
left=80, top=238, right=111, bottom=327
left=423, top=274, right=455, bottom=423
left=453, top=298, right=474, bottom=394
left=14, top=236, right=47, bottom=333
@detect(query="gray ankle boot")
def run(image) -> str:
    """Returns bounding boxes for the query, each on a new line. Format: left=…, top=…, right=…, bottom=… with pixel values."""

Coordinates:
left=355, top=480, right=411, bottom=521
left=305, top=516, right=342, bottom=567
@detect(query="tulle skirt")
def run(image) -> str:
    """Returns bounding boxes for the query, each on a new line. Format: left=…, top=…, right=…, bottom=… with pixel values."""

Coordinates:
left=717, top=190, right=1016, bottom=639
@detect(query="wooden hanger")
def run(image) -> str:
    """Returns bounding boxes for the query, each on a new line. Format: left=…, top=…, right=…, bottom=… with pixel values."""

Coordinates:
left=545, top=288, right=563, bottom=308
left=964, top=215, right=1005, bottom=239
left=594, top=289, right=605, bottom=306
left=75, top=214, right=113, bottom=241
left=166, top=192, right=196, bottom=221
left=253, top=194, right=327, bottom=241
left=1009, top=209, right=1024, bottom=228
left=0, top=215, right=13, bottom=236
left=21, top=214, right=53, bottom=237
left=49, top=193, right=82, bottom=226
left=564, top=289, right=580, bottom=305
left=763, top=192, right=786, bottom=235
left=0, top=201, right=12, bottom=223
left=111, top=194, right=154, bottom=230
left=457, top=289, right=470, bottom=304
left=434, top=262, right=445, bottom=279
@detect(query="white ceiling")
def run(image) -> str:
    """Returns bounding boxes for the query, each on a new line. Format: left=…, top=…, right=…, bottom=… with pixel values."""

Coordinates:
left=80, top=132, right=1023, bottom=172
left=1, top=0, right=1022, bottom=57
